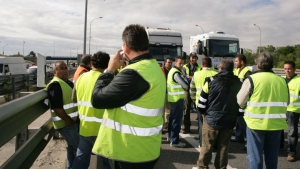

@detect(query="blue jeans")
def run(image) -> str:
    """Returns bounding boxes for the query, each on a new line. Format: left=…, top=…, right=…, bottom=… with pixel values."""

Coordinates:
left=246, top=127, right=281, bottom=169
left=57, top=123, right=80, bottom=169
left=286, top=112, right=300, bottom=157
left=73, top=136, right=110, bottom=169
left=235, top=116, right=246, bottom=141
left=168, top=99, right=184, bottom=144
left=196, top=110, right=203, bottom=146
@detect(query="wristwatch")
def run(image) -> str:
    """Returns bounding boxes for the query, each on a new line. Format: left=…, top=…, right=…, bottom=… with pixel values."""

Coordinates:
left=104, top=69, right=114, bottom=75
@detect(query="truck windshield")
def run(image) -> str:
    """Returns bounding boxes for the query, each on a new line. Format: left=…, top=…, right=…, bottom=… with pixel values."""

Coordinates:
left=207, top=39, right=239, bottom=57
left=149, top=45, right=182, bottom=61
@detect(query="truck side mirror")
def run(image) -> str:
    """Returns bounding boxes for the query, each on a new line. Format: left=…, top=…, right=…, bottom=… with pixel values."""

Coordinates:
left=203, top=47, right=208, bottom=56
left=182, top=51, right=187, bottom=60
left=240, top=48, right=244, bottom=54
left=196, top=40, right=203, bottom=55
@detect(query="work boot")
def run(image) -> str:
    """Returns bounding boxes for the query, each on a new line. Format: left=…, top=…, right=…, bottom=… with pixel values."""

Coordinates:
left=182, top=128, right=190, bottom=134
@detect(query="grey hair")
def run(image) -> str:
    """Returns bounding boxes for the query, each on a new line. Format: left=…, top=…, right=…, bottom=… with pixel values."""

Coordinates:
left=255, top=52, right=273, bottom=70
left=52, top=61, right=64, bottom=71
left=218, top=59, right=234, bottom=71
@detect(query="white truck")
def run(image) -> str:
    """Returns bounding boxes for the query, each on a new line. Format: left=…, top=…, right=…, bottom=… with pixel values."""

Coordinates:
left=0, top=56, right=28, bottom=75
left=190, top=31, right=242, bottom=68
left=145, top=28, right=184, bottom=65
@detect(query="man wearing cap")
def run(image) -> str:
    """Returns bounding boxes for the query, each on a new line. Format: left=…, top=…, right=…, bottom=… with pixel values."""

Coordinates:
left=182, top=52, right=201, bottom=133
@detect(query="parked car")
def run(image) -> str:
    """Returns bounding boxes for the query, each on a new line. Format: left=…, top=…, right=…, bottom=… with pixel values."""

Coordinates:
left=27, top=66, right=37, bottom=74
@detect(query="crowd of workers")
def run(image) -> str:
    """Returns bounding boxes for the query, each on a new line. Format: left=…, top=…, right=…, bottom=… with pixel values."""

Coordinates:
left=46, top=24, right=299, bottom=169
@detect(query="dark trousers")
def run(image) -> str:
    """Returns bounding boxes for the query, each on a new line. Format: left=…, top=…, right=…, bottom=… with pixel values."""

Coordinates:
left=286, top=111, right=300, bottom=156
left=115, top=158, right=158, bottom=169
left=168, top=99, right=184, bottom=144
left=197, top=110, right=204, bottom=146
left=183, top=92, right=192, bottom=130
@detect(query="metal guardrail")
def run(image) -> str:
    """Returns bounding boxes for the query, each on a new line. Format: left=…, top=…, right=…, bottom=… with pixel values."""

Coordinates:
left=0, top=90, right=52, bottom=169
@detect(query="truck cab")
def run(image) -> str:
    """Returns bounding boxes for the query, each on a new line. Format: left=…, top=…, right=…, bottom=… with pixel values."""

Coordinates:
left=146, top=28, right=183, bottom=65
left=190, top=31, right=241, bottom=68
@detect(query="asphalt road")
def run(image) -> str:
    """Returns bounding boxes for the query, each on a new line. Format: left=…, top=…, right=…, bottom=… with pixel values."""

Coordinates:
left=90, top=112, right=300, bottom=169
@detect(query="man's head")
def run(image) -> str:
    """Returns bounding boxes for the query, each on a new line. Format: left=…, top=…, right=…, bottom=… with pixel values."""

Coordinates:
left=255, top=52, right=274, bottom=71
left=122, top=24, right=149, bottom=58
left=284, top=61, right=296, bottom=78
left=91, top=51, right=110, bottom=70
left=53, top=61, right=68, bottom=81
left=189, top=52, right=198, bottom=65
left=218, top=59, right=234, bottom=72
left=174, top=56, right=185, bottom=70
left=81, top=54, right=92, bottom=67
left=164, top=57, right=173, bottom=69
left=201, top=57, right=212, bottom=68
left=235, top=54, right=247, bottom=68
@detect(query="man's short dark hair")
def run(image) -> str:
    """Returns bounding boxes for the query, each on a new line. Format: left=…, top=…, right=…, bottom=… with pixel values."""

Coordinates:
left=255, top=52, right=274, bottom=70
left=81, top=54, right=91, bottom=65
left=284, top=61, right=295, bottom=69
left=218, top=59, right=234, bottom=71
left=92, top=51, right=110, bottom=69
left=189, top=52, right=198, bottom=58
left=235, top=54, right=247, bottom=65
left=122, top=24, right=149, bottom=52
left=164, top=57, right=172, bottom=63
left=202, top=57, right=212, bottom=67
left=175, top=56, right=184, bottom=62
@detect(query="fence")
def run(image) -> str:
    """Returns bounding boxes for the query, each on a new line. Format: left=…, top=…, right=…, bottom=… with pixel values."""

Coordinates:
left=0, top=69, right=76, bottom=97
left=0, top=90, right=53, bottom=169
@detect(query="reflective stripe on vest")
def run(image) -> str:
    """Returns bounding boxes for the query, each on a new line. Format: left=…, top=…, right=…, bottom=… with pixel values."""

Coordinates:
left=247, top=102, right=287, bottom=107
left=121, top=103, right=163, bottom=117
left=52, top=111, right=78, bottom=121
left=79, top=114, right=102, bottom=123
left=290, top=94, right=300, bottom=99
left=239, top=108, right=245, bottom=113
left=77, top=100, right=93, bottom=107
left=245, top=111, right=286, bottom=118
left=101, top=118, right=162, bottom=136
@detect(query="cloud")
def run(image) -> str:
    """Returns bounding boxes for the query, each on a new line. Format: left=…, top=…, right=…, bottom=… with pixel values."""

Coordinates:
left=0, top=0, right=299, bottom=56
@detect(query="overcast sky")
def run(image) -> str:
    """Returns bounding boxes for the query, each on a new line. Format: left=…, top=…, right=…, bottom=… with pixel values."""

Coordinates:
left=0, top=0, right=299, bottom=56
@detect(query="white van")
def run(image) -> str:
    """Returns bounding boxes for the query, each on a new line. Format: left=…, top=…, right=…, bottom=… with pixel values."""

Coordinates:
left=0, top=56, right=28, bottom=75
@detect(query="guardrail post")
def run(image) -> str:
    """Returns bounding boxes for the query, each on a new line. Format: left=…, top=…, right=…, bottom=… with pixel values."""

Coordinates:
left=26, top=74, right=30, bottom=91
left=14, top=92, right=34, bottom=151
left=11, top=75, right=16, bottom=99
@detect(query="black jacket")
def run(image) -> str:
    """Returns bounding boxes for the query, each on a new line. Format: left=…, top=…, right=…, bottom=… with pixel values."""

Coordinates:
left=198, top=71, right=242, bottom=130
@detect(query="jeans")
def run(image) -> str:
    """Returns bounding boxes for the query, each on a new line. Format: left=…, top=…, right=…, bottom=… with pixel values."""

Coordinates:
left=246, top=127, right=281, bottom=169
left=197, top=121, right=232, bottom=169
left=286, top=112, right=300, bottom=157
left=73, top=136, right=110, bottom=169
left=235, top=116, right=246, bottom=141
left=183, top=93, right=192, bottom=130
left=168, top=99, right=184, bottom=144
left=57, top=123, right=80, bottom=169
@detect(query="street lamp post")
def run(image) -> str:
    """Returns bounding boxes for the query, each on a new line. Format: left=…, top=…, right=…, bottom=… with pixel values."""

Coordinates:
left=195, top=24, right=204, bottom=34
left=253, top=24, right=261, bottom=54
left=3, top=44, right=8, bottom=55
left=77, top=44, right=83, bottom=56
left=89, top=17, right=103, bottom=55
left=23, top=41, right=25, bottom=56
left=54, top=41, right=55, bottom=56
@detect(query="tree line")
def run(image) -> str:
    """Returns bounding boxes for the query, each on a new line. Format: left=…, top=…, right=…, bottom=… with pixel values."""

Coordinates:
left=244, top=44, right=300, bottom=68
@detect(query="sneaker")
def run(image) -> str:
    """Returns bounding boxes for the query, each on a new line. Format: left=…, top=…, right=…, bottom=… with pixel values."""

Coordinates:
left=198, top=145, right=201, bottom=148
left=170, top=142, right=186, bottom=148
left=166, top=136, right=169, bottom=141
left=192, top=167, right=198, bottom=169
left=287, top=156, right=296, bottom=162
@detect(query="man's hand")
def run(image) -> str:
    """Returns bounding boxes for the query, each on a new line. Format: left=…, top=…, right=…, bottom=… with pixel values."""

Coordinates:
left=107, top=50, right=125, bottom=73
left=65, top=118, right=74, bottom=126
